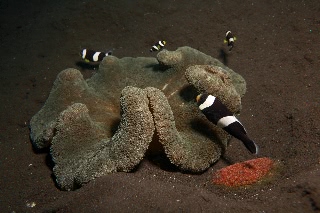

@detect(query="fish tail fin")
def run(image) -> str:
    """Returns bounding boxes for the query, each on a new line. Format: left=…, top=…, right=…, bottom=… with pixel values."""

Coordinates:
left=242, top=138, right=259, bottom=154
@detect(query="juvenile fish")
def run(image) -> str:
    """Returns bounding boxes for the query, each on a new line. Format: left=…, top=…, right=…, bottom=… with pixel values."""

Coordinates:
left=150, top=40, right=166, bottom=52
left=80, top=49, right=112, bottom=62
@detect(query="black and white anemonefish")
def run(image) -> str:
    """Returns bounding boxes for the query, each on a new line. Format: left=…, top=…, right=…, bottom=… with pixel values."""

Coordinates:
left=196, top=93, right=258, bottom=154
left=80, top=49, right=112, bottom=62
left=224, top=31, right=236, bottom=51
left=150, top=41, right=166, bottom=52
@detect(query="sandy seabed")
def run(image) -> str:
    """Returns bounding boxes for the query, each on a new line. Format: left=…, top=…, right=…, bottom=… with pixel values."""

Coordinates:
left=0, top=0, right=319, bottom=212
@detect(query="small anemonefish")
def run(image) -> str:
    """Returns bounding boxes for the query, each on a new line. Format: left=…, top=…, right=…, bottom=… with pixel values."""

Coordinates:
left=80, top=49, right=112, bottom=62
left=224, top=31, right=236, bottom=51
left=150, top=41, right=166, bottom=52
left=196, top=93, right=258, bottom=154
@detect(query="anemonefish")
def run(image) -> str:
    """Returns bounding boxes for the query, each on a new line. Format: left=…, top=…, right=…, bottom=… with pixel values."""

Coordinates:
left=80, top=49, right=112, bottom=62
left=196, top=93, right=258, bottom=154
left=224, top=31, right=236, bottom=51
left=150, top=41, right=166, bottom=52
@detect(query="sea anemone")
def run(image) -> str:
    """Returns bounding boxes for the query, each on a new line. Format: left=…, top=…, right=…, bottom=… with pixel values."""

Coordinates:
left=212, top=157, right=274, bottom=187
left=30, top=46, right=248, bottom=190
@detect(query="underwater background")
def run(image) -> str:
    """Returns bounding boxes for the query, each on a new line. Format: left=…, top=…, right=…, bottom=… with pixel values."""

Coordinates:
left=0, top=0, right=319, bottom=212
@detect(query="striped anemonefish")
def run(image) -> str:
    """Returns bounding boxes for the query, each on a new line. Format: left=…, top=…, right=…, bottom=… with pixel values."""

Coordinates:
left=196, top=93, right=258, bottom=154
left=150, top=41, right=166, bottom=52
left=80, top=49, right=112, bottom=62
left=224, top=31, right=236, bottom=51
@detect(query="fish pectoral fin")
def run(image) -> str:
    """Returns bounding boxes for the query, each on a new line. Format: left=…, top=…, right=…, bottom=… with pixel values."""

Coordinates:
left=223, top=39, right=227, bottom=43
left=234, top=37, right=237, bottom=41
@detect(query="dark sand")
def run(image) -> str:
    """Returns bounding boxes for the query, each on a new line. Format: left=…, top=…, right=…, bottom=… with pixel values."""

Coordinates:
left=1, top=0, right=319, bottom=212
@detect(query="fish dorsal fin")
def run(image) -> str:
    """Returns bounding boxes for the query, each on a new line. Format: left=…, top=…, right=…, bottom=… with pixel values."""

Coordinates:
left=237, top=119, right=247, bottom=134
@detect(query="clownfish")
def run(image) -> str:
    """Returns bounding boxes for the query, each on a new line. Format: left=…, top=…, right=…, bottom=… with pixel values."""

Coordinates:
left=196, top=93, right=258, bottom=154
left=80, top=49, right=112, bottom=62
left=150, top=41, right=166, bottom=52
left=224, top=31, right=236, bottom=51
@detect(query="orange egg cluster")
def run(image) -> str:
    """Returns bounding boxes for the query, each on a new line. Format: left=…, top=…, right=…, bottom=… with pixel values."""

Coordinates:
left=212, top=157, right=274, bottom=187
